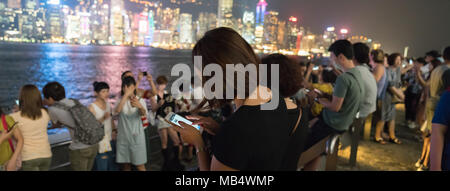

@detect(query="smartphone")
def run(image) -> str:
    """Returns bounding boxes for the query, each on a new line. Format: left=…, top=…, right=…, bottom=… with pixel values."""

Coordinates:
left=409, top=59, right=413, bottom=65
left=165, top=112, right=201, bottom=131
left=15, top=99, right=19, bottom=105
left=313, top=66, right=319, bottom=71
left=314, top=89, right=323, bottom=96
left=7, top=122, right=19, bottom=133
left=143, top=72, right=148, bottom=76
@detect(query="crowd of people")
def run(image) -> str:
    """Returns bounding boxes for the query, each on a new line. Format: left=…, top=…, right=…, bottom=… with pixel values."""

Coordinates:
left=0, top=27, right=449, bottom=171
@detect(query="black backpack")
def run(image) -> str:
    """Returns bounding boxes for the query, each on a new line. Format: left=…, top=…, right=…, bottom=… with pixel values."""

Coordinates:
left=54, top=99, right=105, bottom=145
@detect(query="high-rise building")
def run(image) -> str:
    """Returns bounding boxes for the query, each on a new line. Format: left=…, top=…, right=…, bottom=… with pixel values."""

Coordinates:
left=21, top=9, right=40, bottom=42
left=255, top=0, right=266, bottom=27
left=89, top=1, right=109, bottom=44
left=46, top=0, right=63, bottom=42
left=79, top=11, right=90, bottom=44
left=277, top=20, right=286, bottom=49
left=263, top=11, right=278, bottom=51
left=0, top=8, right=20, bottom=40
left=286, top=16, right=299, bottom=52
left=179, top=13, right=192, bottom=47
left=156, top=7, right=179, bottom=32
left=65, top=14, right=80, bottom=43
left=242, top=11, right=255, bottom=45
left=217, top=0, right=233, bottom=28
left=322, top=26, right=337, bottom=49
left=123, top=11, right=132, bottom=45
left=110, top=0, right=124, bottom=45
left=7, top=0, right=20, bottom=8
left=146, top=10, right=155, bottom=46
left=23, top=0, right=37, bottom=9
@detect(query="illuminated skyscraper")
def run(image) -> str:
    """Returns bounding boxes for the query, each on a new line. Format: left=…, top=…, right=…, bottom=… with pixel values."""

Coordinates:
left=156, top=7, right=179, bottom=32
left=217, top=0, right=233, bottom=27
left=287, top=16, right=299, bottom=51
left=23, top=0, right=37, bottom=9
left=146, top=10, right=155, bottom=46
left=277, top=20, right=286, bottom=49
left=79, top=11, right=90, bottom=44
left=46, top=0, right=63, bottom=41
left=123, top=12, right=132, bottom=45
left=90, top=1, right=109, bottom=44
left=110, top=0, right=124, bottom=45
left=65, top=14, right=80, bottom=43
left=255, top=0, right=267, bottom=27
left=263, top=11, right=278, bottom=50
left=7, top=0, right=20, bottom=8
left=179, top=13, right=192, bottom=46
left=242, top=11, right=255, bottom=45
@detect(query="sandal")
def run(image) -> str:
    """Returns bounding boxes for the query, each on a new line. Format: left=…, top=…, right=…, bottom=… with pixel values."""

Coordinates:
left=375, top=137, right=387, bottom=145
left=389, top=137, right=402, bottom=144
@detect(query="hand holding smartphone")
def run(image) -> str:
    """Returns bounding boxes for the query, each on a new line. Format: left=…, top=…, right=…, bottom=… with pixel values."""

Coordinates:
left=165, top=112, right=201, bottom=131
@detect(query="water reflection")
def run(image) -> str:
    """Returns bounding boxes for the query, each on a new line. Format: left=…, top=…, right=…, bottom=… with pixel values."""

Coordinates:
left=0, top=43, right=191, bottom=110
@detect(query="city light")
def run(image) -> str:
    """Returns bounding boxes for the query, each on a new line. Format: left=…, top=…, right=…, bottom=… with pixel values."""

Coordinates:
left=47, top=0, right=60, bottom=5
left=0, top=0, right=380, bottom=53
left=289, top=16, right=298, bottom=22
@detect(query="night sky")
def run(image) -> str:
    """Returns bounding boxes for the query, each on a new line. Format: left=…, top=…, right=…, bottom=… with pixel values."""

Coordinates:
left=271, top=0, right=450, bottom=57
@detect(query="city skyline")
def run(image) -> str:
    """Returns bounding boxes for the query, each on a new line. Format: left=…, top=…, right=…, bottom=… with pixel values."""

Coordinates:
left=1, top=0, right=445, bottom=57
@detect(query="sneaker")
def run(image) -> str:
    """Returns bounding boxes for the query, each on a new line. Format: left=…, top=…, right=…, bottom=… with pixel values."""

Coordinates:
left=415, top=159, right=423, bottom=168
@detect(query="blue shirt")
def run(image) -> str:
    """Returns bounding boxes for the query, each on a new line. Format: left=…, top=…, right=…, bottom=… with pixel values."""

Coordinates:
left=432, top=91, right=450, bottom=170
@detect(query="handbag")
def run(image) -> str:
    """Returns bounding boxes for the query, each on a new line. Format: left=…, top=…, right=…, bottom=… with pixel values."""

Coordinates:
left=1, top=115, right=22, bottom=171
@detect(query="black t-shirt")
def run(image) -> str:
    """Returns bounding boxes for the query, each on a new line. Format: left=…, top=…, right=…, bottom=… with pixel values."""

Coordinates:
left=211, top=97, right=290, bottom=170
left=156, top=93, right=176, bottom=118
left=280, top=107, right=310, bottom=171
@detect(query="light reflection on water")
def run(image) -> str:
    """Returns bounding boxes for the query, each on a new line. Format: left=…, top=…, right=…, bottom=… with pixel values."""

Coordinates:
left=0, top=43, right=192, bottom=111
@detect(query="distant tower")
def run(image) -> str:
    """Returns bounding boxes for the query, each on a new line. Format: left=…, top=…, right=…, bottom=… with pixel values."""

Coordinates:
left=217, top=0, right=233, bottom=27
left=255, top=0, right=267, bottom=26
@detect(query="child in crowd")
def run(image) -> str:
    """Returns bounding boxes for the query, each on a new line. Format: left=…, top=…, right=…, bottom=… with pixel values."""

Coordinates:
left=89, top=82, right=119, bottom=171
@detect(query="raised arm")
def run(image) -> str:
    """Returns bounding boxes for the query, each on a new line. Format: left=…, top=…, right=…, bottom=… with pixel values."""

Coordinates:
left=7, top=128, right=23, bottom=171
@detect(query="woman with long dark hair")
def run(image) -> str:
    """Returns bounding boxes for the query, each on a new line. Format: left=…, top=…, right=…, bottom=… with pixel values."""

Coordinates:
left=171, top=27, right=291, bottom=171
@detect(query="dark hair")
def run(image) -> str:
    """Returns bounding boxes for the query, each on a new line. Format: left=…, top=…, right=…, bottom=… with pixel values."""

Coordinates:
left=121, top=76, right=137, bottom=96
left=431, top=59, right=443, bottom=69
left=192, top=27, right=261, bottom=107
left=416, top=57, right=426, bottom=65
left=299, top=61, right=307, bottom=67
left=370, top=49, right=385, bottom=63
left=388, top=53, right=401, bottom=66
left=328, top=40, right=354, bottom=60
left=262, top=54, right=304, bottom=98
left=322, top=70, right=338, bottom=84
left=93, top=81, right=110, bottom=93
left=353, top=43, right=370, bottom=65
left=443, top=69, right=450, bottom=90
left=156, top=76, right=168, bottom=85
left=426, top=50, right=441, bottom=59
left=42, top=82, right=66, bottom=101
left=444, top=46, right=450, bottom=61
left=19, top=84, right=43, bottom=120
left=121, top=71, right=133, bottom=80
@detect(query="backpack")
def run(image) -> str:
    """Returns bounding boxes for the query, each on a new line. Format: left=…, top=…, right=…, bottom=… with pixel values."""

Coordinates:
left=54, top=99, right=105, bottom=145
